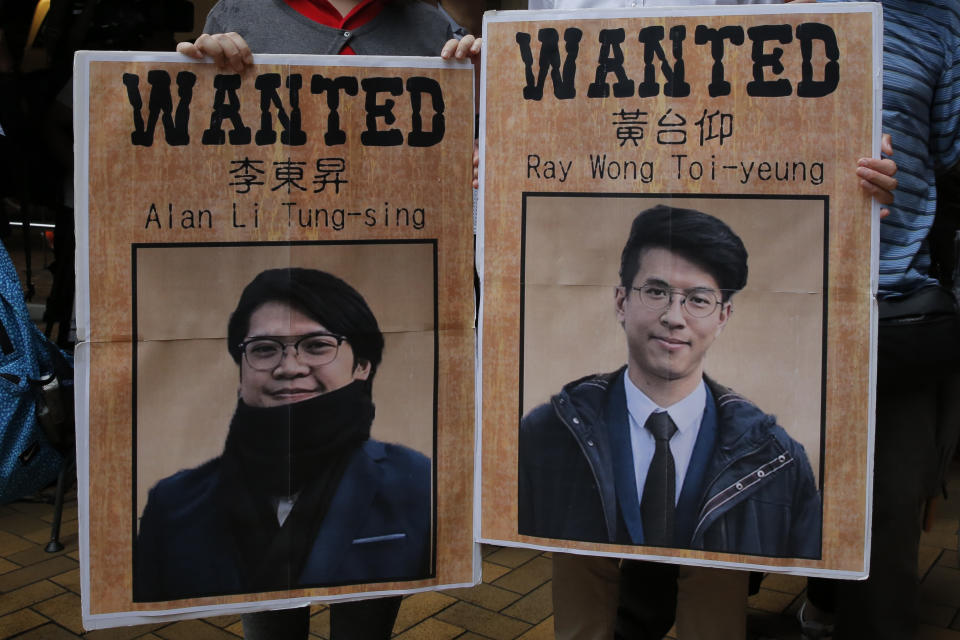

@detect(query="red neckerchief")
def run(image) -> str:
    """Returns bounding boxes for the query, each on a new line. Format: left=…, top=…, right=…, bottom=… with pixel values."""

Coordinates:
left=283, top=0, right=387, bottom=53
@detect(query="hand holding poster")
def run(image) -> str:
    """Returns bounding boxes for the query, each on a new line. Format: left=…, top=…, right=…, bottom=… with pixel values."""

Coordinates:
left=478, top=4, right=880, bottom=577
left=74, top=53, right=476, bottom=628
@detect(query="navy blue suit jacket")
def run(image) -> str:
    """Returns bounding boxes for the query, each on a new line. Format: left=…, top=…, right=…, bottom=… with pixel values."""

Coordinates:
left=134, top=439, right=432, bottom=601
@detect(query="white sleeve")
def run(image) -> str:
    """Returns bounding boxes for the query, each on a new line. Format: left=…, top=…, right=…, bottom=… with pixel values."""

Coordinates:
left=526, top=0, right=555, bottom=8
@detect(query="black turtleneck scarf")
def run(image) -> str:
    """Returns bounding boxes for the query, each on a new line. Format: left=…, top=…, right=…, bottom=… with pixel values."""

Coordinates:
left=215, top=379, right=375, bottom=593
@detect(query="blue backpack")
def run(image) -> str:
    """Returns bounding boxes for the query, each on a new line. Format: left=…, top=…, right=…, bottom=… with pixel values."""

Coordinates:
left=0, top=240, right=71, bottom=504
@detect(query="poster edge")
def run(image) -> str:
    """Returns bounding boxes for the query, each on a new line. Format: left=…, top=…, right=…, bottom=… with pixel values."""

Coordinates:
left=71, top=50, right=473, bottom=70
left=81, top=579, right=482, bottom=630
left=862, top=0, right=883, bottom=581
left=483, top=2, right=881, bottom=22
left=73, top=53, right=91, bottom=342
left=474, top=15, right=489, bottom=544
left=75, top=343, right=94, bottom=627
left=476, top=537, right=868, bottom=579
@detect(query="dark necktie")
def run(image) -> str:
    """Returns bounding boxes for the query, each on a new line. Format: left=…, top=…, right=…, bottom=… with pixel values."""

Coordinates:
left=641, top=411, right=678, bottom=547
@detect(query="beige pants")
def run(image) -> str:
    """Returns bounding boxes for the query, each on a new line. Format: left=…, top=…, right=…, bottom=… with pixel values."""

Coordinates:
left=552, top=554, right=748, bottom=640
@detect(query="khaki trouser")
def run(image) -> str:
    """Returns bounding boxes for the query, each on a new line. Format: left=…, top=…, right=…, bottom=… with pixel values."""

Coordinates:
left=552, top=554, right=748, bottom=640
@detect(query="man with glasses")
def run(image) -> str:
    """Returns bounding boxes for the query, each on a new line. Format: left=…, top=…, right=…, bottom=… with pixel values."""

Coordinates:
left=518, top=205, right=820, bottom=636
left=134, top=267, right=431, bottom=610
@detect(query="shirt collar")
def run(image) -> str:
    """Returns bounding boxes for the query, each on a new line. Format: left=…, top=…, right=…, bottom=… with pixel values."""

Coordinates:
left=623, top=369, right=706, bottom=436
left=284, top=0, right=386, bottom=29
left=436, top=3, right=468, bottom=38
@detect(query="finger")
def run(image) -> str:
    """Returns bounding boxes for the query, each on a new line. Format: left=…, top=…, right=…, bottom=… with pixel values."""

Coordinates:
left=214, top=34, right=245, bottom=73
left=859, top=178, right=895, bottom=205
left=880, top=207, right=890, bottom=219
left=176, top=41, right=204, bottom=59
left=881, top=133, right=894, bottom=157
left=858, top=156, right=897, bottom=178
left=470, top=37, right=483, bottom=56
left=440, top=38, right=459, bottom=59
left=473, top=139, right=480, bottom=186
left=456, top=35, right=476, bottom=59
left=857, top=163, right=899, bottom=193
left=193, top=33, right=227, bottom=67
left=223, top=32, right=253, bottom=69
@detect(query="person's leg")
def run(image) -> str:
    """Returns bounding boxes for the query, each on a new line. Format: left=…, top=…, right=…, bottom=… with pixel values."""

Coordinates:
left=615, top=560, right=678, bottom=640
left=552, top=553, right=620, bottom=640
left=242, top=607, right=310, bottom=639
left=241, top=597, right=403, bottom=640
left=329, top=596, right=403, bottom=640
left=799, top=577, right=836, bottom=638
left=804, top=577, right=836, bottom=615
left=833, top=382, right=938, bottom=639
left=674, top=566, right=747, bottom=640
left=934, top=372, right=960, bottom=499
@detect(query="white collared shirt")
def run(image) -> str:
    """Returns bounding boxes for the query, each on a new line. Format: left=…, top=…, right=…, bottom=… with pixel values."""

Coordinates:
left=528, top=0, right=780, bottom=8
left=624, top=371, right=706, bottom=504
left=273, top=494, right=299, bottom=526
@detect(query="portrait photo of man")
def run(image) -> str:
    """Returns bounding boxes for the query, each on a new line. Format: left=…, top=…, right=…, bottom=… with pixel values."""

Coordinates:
left=518, top=203, right=823, bottom=558
left=132, top=245, right=436, bottom=602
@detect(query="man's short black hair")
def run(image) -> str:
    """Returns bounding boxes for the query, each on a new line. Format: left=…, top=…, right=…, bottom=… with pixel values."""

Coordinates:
left=227, top=268, right=384, bottom=384
left=619, top=205, right=748, bottom=300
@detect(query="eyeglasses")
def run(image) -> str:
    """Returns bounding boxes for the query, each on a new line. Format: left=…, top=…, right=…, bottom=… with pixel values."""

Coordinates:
left=631, top=282, right=724, bottom=318
left=239, top=332, right=346, bottom=371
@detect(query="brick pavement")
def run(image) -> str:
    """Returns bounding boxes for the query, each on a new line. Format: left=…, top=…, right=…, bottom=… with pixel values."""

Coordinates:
left=0, top=465, right=957, bottom=639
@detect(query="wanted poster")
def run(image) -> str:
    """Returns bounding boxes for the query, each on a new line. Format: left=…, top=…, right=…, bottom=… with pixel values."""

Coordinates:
left=478, top=4, right=881, bottom=578
left=74, top=52, right=476, bottom=627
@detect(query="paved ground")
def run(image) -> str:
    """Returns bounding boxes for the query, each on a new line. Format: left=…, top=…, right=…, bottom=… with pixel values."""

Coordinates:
left=0, top=462, right=957, bottom=639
